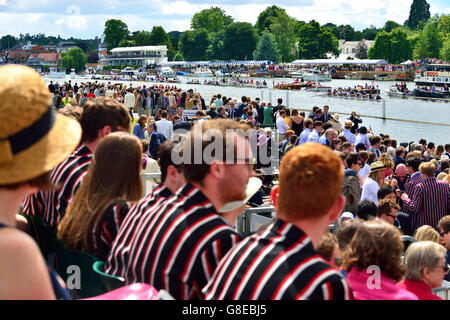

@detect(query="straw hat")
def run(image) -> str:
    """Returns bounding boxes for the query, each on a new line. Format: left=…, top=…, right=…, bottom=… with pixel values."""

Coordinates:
left=218, top=177, right=262, bottom=213
left=370, top=161, right=385, bottom=172
left=0, top=65, right=82, bottom=184
left=331, top=113, right=340, bottom=121
left=344, top=120, right=353, bottom=128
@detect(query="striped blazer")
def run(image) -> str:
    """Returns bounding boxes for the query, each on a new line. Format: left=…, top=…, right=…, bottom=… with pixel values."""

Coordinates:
left=107, top=183, right=241, bottom=300
left=402, top=177, right=450, bottom=230
left=22, top=144, right=93, bottom=228
left=202, top=220, right=352, bottom=300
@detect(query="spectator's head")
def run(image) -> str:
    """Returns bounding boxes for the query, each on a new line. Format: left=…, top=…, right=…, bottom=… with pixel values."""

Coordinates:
left=395, top=146, right=406, bottom=158
left=158, top=141, right=185, bottom=193
left=405, top=156, right=421, bottom=174
left=359, top=126, right=367, bottom=135
left=80, top=97, right=130, bottom=145
left=342, top=220, right=406, bottom=282
left=356, top=199, right=377, bottom=221
left=346, top=153, right=361, bottom=172
left=160, top=110, right=168, bottom=118
left=403, top=241, right=448, bottom=289
left=274, top=143, right=345, bottom=233
left=316, top=232, right=340, bottom=262
left=341, top=142, right=352, bottom=154
left=438, top=215, right=450, bottom=250
left=414, top=225, right=440, bottom=243
left=0, top=65, right=81, bottom=189
left=304, top=118, right=313, bottom=129
left=369, top=135, right=381, bottom=148
left=377, top=185, right=396, bottom=201
left=179, top=119, right=253, bottom=209
left=336, top=219, right=361, bottom=252
left=344, top=120, right=353, bottom=130
left=138, top=115, right=147, bottom=128
left=445, top=144, right=450, bottom=153
left=355, top=143, right=366, bottom=152
left=377, top=198, right=400, bottom=225
left=419, top=161, right=436, bottom=178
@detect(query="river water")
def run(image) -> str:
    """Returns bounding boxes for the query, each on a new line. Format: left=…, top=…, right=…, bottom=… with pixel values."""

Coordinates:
left=44, top=76, right=450, bottom=146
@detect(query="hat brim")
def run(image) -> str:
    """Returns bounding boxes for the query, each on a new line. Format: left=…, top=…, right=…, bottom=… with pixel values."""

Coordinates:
left=218, top=177, right=262, bottom=213
left=0, top=113, right=82, bottom=185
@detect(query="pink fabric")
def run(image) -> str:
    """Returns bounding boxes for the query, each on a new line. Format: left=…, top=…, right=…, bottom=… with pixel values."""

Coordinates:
left=346, top=268, right=418, bottom=300
left=84, top=283, right=159, bottom=300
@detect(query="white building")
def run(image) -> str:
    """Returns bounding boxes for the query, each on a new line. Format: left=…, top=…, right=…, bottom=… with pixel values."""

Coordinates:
left=338, top=40, right=375, bottom=58
left=105, top=45, right=168, bottom=67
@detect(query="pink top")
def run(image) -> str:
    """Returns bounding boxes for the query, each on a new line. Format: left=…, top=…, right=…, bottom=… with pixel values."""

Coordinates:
left=347, top=268, right=418, bottom=300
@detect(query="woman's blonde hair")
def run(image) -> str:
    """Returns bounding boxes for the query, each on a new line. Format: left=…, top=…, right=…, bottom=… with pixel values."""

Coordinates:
left=404, top=241, right=447, bottom=281
left=379, top=153, right=394, bottom=169
left=414, top=225, right=440, bottom=243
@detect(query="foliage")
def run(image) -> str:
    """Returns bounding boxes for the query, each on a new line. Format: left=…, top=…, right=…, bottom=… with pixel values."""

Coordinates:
left=223, top=22, right=258, bottom=60
left=441, top=37, right=450, bottom=62
left=168, top=31, right=182, bottom=51
left=191, top=7, right=233, bottom=34
left=179, top=28, right=210, bottom=61
left=0, top=35, right=18, bottom=50
left=413, top=20, right=443, bottom=59
left=297, top=20, right=339, bottom=59
left=61, top=47, right=87, bottom=72
left=406, top=0, right=431, bottom=30
left=368, top=30, right=391, bottom=61
left=104, top=19, right=130, bottom=51
left=173, top=51, right=185, bottom=61
left=255, top=5, right=287, bottom=35
left=389, top=28, right=412, bottom=64
left=268, top=13, right=297, bottom=62
left=383, top=20, right=402, bottom=33
left=253, top=31, right=281, bottom=63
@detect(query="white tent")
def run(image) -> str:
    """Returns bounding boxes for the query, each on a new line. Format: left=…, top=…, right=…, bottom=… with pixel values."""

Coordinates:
left=290, top=58, right=388, bottom=65
left=401, top=60, right=414, bottom=65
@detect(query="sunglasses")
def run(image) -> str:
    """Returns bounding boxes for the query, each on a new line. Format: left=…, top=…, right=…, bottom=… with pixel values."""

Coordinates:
left=385, top=213, right=398, bottom=220
left=440, top=231, right=449, bottom=237
left=437, top=264, right=450, bottom=273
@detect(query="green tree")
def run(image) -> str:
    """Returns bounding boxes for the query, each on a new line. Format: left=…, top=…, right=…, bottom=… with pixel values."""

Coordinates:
left=413, top=21, right=443, bottom=59
left=168, top=31, right=182, bottom=51
left=253, top=31, right=281, bottom=63
left=61, top=47, right=87, bottom=72
left=406, top=0, right=431, bottom=30
left=191, top=7, right=233, bottom=34
left=118, top=39, right=137, bottom=47
left=337, top=24, right=356, bottom=40
left=361, top=26, right=381, bottom=41
left=104, top=19, right=130, bottom=51
left=255, top=5, right=287, bottom=35
left=133, top=31, right=152, bottom=46
left=223, top=22, right=258, bottom=60
left=438, top=14, right=450, bottom=34
left=389, top=28, right=412, bottom=64
left=206, top=30, right=225, bottom=60
left=368, top=30, right=391, bottom=61
left=179, top=28, right=210, bottom=61
left=323, top=23, right=340, bottom=39
left=149, top=26, right=169, bottom=45
left=383, top=20, right=401, bottom=33
left=441, top=37, right=450, bottom=61
left=297, top=20, right=339, bottom=59
left=269, top=13, right=298, bottom=62
left=1, top=35, right=18, bottom=50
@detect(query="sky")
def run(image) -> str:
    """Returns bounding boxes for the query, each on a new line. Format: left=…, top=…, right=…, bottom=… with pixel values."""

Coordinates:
left=0, top=0, right=448, bottom=39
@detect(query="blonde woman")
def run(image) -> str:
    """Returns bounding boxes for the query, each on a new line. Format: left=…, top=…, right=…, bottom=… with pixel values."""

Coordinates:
left=360, top=161, right=385, bottom=205
left=380, top=153, right=394, bottom=180
left=414, top=225, right=440, bottom=243
left=397, top=241, right=447, bottom=300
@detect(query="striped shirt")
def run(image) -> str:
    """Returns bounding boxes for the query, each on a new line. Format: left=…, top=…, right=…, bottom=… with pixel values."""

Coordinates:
left=93, top=200, right=130, bottom=261
left=202, top=220, right=352, bottom=300
left=402, top=177, right=450, bottom=230
left=22, top=144, right=93, bottom=228
left=402, top=172, right=423, bottom=217
left=105, top=184, right=173, bottom=278
left=106, top=183, right=241, bottom=300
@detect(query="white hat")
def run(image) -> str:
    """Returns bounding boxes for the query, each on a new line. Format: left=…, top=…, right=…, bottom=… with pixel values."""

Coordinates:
left=218, top=177, right=262, bottom=213
left=340, top=212, right=354, bottom=220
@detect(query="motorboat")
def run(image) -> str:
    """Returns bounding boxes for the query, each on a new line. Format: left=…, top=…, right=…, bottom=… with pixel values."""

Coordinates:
left=158, top=66, right=176, bottom=78
left=374, top=73, right=397, bottom=81
left=414, top=63, right=450, bottom=87
left=413, top=87, right=450, bottom=99
left=289, top=70, right=304, bottom=77
left=384, top=86, right=410, bottom=98
left=48, top=67, right=66, bottom=78
left=301, top=69, right=332, bottom=82
left=344, top=72, right=362, bottom=80
left=191, top=67, right=214, bottom=77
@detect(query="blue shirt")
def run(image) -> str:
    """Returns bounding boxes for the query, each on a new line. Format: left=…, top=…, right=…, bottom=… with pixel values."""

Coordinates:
left=298, top=128, right=311, bottom=145
left=132, top=124, right=146, bottom=140
left=319, top=134, right=329, bottom=146
left=339, top=129, right=355, bottom=145
left=307, top=129, right=320, bottom=143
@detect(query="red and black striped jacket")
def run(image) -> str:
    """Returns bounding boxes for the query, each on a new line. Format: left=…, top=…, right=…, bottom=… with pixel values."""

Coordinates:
left=106, top=183, right=241, bottom=300
left=22, top=144, right=93, bottom=228
left=202, top=219, right=353, bottom=300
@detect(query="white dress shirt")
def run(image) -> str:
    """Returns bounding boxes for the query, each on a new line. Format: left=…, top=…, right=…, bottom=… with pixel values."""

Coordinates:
left=155, top=118, right=173, bottom=141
